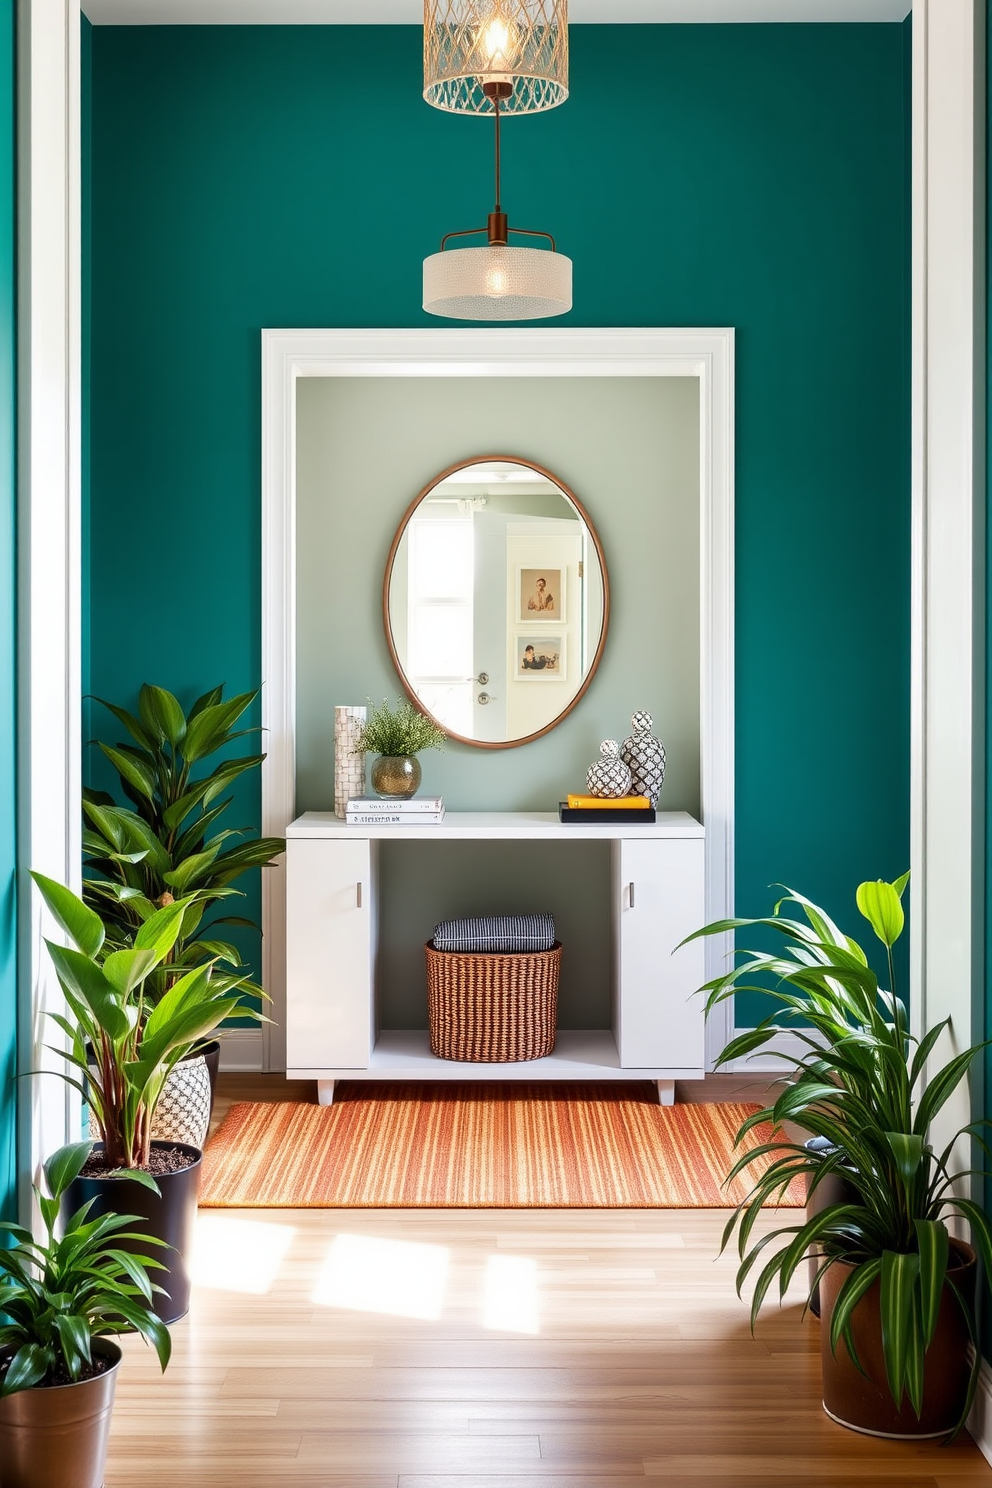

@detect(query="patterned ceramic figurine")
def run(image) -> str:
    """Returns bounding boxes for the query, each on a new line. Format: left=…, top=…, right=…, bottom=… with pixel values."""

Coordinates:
left=586, top=739, right=633, bottom=798
left=620, top=710, right=666, bottom=807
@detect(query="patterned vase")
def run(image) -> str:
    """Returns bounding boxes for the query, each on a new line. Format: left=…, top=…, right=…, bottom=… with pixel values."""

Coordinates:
left=585, top=739, right=633, bottom=798
left=620, top=711, right=667, bottom=807
left=334, top=704, right=367, bottom=819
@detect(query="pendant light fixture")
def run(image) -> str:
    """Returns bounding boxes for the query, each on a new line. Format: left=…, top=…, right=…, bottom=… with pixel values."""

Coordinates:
left=422, top=79, right=572, bottom=321
left=424, top=1, right=568, bottom=117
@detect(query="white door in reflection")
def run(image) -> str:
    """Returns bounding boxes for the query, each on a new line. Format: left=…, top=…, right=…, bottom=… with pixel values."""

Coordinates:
left=407, top=515, right=474, bottom=737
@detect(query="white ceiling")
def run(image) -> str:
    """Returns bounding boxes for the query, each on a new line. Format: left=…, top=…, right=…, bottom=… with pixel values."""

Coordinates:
left=81, top=1, right=912, bottom=25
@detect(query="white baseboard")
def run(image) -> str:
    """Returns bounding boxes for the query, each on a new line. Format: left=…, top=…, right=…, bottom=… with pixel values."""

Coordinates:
left=723, top=1027, right=817, bottom=1073
left=217, top=1028, right=264, bottom=1072
left=968, top=1355, right=992, bottom=1463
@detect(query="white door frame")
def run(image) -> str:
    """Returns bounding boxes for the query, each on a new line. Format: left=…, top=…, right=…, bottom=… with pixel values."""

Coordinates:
left=260, top=326, right=736, bottom=1074
left=18, top=0, right=83, bottom=1211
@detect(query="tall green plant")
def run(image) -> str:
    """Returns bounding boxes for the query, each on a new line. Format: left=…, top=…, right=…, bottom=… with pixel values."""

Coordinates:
left=83, top=684, right=284, bottom=998
left=683, top=874, right=992, bottom=1433
left=33, top=872, right=252, bottom=1168
left=0, top=1141, right=170, bottom=1394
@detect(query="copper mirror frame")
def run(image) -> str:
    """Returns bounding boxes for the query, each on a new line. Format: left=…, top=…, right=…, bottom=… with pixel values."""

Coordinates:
left=382, top=455, right=610, bottom=749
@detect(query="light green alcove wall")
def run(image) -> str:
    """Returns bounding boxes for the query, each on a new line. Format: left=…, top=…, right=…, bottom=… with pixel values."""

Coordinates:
left=296, top=375, right=700, bottom=1029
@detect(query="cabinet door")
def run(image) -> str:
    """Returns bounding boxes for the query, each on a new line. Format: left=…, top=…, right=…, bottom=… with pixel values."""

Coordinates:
left=615, top=837, right=706, bottom=1069
left=285, top=837, right=373, bottom=1072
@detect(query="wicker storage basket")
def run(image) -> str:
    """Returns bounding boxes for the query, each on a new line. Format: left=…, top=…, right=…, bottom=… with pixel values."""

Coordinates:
left=425, top=940, right=561, bottom=1063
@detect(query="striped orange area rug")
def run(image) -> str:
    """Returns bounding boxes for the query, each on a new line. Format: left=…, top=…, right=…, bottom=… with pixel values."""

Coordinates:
left=200, top=1083, right=805, bottom=1209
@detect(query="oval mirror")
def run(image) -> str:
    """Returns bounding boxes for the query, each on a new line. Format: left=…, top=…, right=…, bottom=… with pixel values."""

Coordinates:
left=383, top=457, right=609, bottom=748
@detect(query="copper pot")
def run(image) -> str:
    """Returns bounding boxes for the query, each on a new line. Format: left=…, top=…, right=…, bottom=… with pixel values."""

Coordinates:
left=820, top=1240, right=976, bottom=1437
left=0, top=1339, right=121, bottom=1488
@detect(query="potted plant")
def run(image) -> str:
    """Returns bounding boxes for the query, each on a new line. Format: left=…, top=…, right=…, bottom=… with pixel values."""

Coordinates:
left=684, top=873, right=992, bottom=1439
left=82, top=682, right=285, bottom=1142
left=355, top=697, right=446, bottom=798
left=0, top=1140, right=171, bottom=1488
left=32, top=870, right=254, bottom=1323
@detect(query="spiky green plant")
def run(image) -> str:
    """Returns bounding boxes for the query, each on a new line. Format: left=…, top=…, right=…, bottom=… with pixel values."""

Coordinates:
left=0, top=1142, right=171, bottom=1395
left=33, top=872, right=253, bottom=1168
left=683, top=874, right=992, bottom=1435
left=82, top=683, right=284, bottom=999
left=354, top=698, right=446, bottom=757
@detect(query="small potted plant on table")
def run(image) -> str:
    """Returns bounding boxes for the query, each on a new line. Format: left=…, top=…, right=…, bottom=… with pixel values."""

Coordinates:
left=355, top=697, right=446, bottom=798
left=32, top=870, right=257, bottom=1323
left=684, top=873, right=992, bottom=1440
left=0, top=1140, right=171, bottom=1488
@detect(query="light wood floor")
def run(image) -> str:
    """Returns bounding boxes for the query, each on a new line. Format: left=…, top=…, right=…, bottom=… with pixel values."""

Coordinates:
left=103, top=1075, right=992, bottom=1487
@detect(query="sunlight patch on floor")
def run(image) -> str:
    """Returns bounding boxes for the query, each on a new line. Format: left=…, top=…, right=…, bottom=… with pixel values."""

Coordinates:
left=190, top=1215, right=297, bottom=1295
left=312, top=1234, right=450, bottom=1320
left=482, top=1253, right=539, bottom=1334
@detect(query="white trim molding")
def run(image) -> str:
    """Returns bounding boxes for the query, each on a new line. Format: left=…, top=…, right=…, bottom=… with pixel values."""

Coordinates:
left=217, top=1028, right=264, bottom=1074
left=261, top=328, right=735, bottom=1073
left=969, top=1356, right=992, bottom=1463
left=17, top=0, right=83, bottom=1209
left=910, top=2, right=985, bottom=1175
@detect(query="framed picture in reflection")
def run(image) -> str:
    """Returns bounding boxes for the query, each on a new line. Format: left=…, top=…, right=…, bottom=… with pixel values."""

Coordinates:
left=515, top=634, right=566, bottom=681
left=517, top=567, right=564, bottom=624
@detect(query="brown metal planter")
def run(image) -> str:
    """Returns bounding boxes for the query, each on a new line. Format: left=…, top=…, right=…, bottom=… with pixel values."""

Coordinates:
left=0, top=1339, right=121, bottom=1488
left=820, top=1240, right=976, bottom=1438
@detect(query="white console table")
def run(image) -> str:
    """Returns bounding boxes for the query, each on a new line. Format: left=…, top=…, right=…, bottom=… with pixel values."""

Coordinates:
left=285, top=811, right=706, bottom=1106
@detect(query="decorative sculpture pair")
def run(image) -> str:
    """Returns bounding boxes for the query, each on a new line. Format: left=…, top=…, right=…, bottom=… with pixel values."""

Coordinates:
left=585, top=712, right=666, bottom=804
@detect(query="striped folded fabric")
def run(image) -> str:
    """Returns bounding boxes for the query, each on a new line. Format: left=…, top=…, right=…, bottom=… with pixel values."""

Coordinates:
left=432, top=912, right=556, bottom=954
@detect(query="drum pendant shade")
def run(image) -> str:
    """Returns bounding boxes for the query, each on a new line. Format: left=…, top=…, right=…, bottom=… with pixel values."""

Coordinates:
left=424, top=0, right=568, bottom=116
left=423, top=244, right=572, bottom=320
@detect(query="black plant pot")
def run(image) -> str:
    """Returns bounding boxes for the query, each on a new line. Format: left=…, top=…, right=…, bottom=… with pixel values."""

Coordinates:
left=805, top=1137, right=859, bottom=1317
left=62, top=1141, right=202, bottom=1325
left=197, top=1038, right=222, bottom=1123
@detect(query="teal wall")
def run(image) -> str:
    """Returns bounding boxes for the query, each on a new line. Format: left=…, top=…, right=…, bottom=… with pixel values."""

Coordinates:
left=86, top=23, right=911, bottom=1026
left=0, top=0, right=15, bottom=1219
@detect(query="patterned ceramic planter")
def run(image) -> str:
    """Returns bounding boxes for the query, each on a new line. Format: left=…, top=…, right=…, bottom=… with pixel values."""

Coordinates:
left=149, top=1042, right=218, bottom=1150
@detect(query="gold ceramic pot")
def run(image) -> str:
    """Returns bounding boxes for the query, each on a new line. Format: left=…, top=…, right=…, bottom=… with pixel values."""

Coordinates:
left=0, top=1339, right=121, bottom=1488
left=371, top=754, right=421, bottom=798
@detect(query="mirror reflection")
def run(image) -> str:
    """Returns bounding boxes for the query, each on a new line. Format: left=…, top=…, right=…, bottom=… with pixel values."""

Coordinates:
left=384, top=458, right=609, bottom=748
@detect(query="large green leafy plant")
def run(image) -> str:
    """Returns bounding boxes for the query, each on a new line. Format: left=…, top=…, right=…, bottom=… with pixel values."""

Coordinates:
left=83, top=684, right=284, bottom=999
left=0, top=1141, right=171, bottom=1395
left=685, top=874, right=992, bottom=1431
left=33, top=872, right=252, bottom=1168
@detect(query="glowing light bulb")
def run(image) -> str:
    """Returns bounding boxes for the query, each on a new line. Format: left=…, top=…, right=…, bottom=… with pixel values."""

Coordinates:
left=486, top=264, right=510, bottom=296
left=482, top=16, right=513, bottom=67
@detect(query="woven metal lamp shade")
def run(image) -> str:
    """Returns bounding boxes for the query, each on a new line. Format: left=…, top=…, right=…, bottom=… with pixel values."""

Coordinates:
left=424, top=0, right=568, bottom=116
left=423, top=244, right=571, bottom=320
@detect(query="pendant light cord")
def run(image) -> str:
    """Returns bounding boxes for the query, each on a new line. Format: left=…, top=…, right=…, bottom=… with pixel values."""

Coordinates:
left=494, top=92, right=502, bottom=214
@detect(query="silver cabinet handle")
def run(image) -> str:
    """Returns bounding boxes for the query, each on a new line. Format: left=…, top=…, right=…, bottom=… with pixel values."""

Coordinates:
left=356, top=882, right=363, bottom=909
left=629, top=882, right=635, bottom=909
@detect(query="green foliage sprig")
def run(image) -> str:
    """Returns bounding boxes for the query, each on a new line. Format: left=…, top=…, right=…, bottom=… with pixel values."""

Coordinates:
left=83, top=684, right=285, bottom=1001
left=354, top=699, right=446, bottom=757
left=683, top=873, right=992, bottom=1436
left=0, top=1142, right=171, bottom=1395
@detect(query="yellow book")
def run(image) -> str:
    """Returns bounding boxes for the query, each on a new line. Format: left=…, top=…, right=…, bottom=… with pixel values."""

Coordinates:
left=566, top=794, right=651, bottom=810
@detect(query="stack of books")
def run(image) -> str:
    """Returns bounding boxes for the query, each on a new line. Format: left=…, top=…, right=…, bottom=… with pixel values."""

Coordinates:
left=558, top=793, right=656, bottom=824
left=346, top=796, right=445, bottom=825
